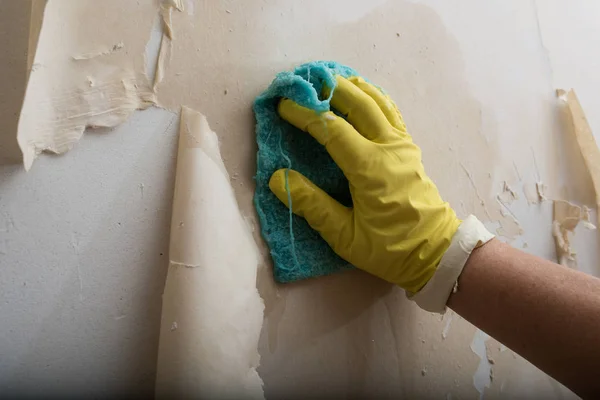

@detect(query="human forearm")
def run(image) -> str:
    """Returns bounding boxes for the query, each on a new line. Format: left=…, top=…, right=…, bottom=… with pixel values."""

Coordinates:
left=448, top=239, right=600, bottom=398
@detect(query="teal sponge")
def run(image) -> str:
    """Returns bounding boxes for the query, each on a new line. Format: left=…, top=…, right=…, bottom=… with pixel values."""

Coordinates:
left=253, top=61, right=358, bottom=283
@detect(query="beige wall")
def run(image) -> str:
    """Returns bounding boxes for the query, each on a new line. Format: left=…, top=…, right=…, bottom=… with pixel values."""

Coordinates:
left=0, top=1, right=31, bottom=163
left=1, top=0, right=598, bottom=398
left=0, top=0, right=45, bottom=164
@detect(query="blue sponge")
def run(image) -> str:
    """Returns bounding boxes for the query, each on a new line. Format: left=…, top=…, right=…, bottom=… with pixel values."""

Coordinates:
left=253, top=61, right=358, bottom=283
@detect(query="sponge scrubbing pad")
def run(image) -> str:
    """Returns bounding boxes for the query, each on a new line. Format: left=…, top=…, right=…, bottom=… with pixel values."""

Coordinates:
left=254, top=61, right=357, bottom=283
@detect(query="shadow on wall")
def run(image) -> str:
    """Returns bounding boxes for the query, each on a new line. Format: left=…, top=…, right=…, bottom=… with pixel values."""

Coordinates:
left=0, top=1, right=38, bottom=165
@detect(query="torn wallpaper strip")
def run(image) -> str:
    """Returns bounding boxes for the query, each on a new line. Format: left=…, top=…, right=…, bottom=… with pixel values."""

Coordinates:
left=558, top=89, right=600, bottom=227
left=156, top=107, right=265, bottom=399
left=17, top=0, right=159, bottom=170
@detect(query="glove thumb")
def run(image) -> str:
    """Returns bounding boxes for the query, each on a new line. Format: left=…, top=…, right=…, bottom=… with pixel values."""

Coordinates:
left=268, top=169, right=352, bottom=253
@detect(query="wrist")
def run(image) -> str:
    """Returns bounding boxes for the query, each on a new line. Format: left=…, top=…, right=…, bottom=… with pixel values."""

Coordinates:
left=406, top=215, right=495, bottom=313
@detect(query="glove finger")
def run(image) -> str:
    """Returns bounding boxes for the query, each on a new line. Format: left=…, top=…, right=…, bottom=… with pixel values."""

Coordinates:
left=269, top=168, right=352, bottom=255
left=347, top=76, right=408, bottom=135
left=322, top=75, right=394, bottom=142
left=278, top=99, right=369, bottom=176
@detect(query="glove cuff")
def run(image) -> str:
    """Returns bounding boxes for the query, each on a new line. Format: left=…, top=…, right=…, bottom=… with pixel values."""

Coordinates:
left=407, top=215, right=494, bottom=313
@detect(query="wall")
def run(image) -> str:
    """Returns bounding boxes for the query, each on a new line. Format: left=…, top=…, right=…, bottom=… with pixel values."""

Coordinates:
left=1, top=0, right=598, bottom=398
left=0, top=1, right=33, bottom=163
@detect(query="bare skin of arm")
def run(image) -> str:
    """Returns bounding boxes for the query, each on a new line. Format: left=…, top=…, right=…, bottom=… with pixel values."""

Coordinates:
left=448, top=239, right=600, bottom=398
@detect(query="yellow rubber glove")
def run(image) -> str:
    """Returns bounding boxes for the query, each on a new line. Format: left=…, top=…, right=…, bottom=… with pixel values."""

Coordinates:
left=269, top=75, right=461, bottom=294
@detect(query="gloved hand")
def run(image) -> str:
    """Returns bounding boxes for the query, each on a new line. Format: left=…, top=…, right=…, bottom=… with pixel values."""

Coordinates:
left=269, top=75, right=461, bottom=294
left=269, top=75, right=494, bottom=311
